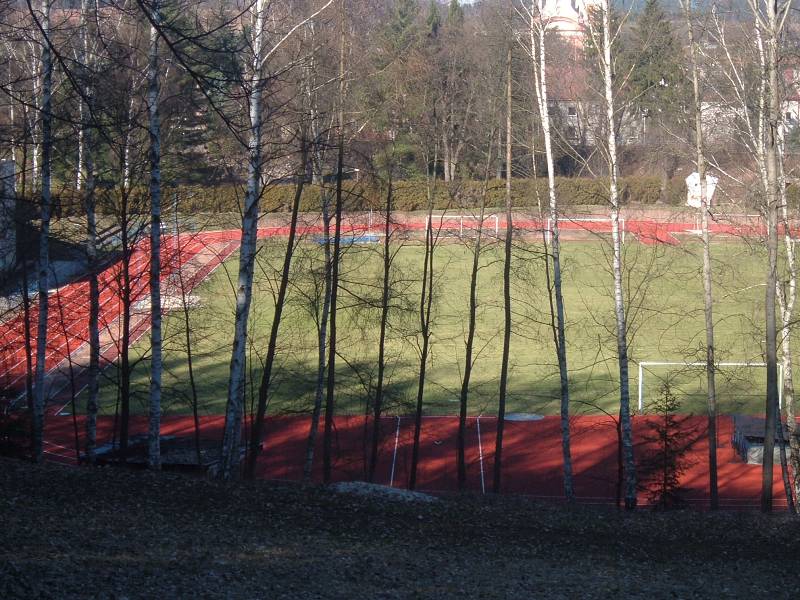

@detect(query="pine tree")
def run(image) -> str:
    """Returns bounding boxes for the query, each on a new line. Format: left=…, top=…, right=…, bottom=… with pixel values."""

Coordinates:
left=426, top=0, right=441, bottom=37
left=642, top=383, right=695, bottom=508
left=628, top=0, right=683, bottom=118
left=387, top=0, right=419, bottom=56
left=447, top=0, right=463, bottom=27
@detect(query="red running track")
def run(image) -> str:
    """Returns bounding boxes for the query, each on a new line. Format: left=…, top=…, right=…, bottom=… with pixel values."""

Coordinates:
left=0, top=231, right=240, bottom=401
left=42, top=414, right=791, bottom=510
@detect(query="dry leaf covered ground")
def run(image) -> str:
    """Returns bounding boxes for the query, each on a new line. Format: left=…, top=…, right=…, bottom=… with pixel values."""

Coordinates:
left=1, top=457, right=799, bottom=599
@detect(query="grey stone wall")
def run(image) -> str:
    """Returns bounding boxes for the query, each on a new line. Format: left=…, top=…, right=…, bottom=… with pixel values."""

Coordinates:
left=0, top=161, right=16, bottom=277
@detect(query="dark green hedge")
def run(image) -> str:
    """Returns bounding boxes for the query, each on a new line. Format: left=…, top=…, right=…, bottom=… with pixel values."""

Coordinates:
left=20, top=176, right=688, bottom=217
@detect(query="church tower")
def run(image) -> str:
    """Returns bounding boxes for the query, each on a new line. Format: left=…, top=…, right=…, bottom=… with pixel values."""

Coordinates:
left=538, top=0, right=600, bottom=39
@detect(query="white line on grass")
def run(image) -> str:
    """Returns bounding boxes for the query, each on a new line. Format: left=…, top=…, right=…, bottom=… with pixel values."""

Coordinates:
left=389, top=415, right=401, bottom=487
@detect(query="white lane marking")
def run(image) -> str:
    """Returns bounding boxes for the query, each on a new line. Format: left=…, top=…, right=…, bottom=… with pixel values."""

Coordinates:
left=389, top=415, right=401, bottom=487
left=477, top=415, right=485, bottom=494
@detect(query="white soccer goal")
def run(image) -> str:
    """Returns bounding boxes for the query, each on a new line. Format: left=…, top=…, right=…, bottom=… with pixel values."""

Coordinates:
left=637, top=361, right=783, bottom=413
left=425, top=214, right=500, bottom=238
left=546, top=216, right=626, bottom=244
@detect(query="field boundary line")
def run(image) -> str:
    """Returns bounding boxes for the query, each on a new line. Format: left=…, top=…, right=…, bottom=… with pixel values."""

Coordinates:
left=477, top=415, right=486, bottom=494
left=389, top=415, right=401, bottom=487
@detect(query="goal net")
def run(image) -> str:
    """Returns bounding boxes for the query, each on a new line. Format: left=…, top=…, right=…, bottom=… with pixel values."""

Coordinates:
left=637, top=361, right=783, bottom=414
left=546, top=216, right=626, bottom=244
left=425, top=214, right=500, bottom=239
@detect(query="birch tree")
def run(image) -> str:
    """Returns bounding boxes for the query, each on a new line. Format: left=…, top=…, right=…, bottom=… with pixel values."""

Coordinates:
left=745, top=0, right=792, bottom=513
left=678, top=0, right=718, bottom=510
left=79, top=0, right=100, bottom=463
left=323, top=0, right=347, bottom=485
left=245, top=140, right=308, bottom=479
left=493, top=43, right=513, bottom=494
left=586, top=0, right=637, bottom=509
left=526, top=0, right=574, bottom=501
left=217, top=0, right=269, bottom=479
left=30, top=0, right=53, bottom=462
left=216, top=0, right=336, bottom=480
left=145, top=0, right=163, bottom=470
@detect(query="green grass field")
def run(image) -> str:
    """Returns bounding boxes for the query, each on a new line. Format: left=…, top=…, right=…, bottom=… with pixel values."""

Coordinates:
left=95, top=235, right=776, bottom=418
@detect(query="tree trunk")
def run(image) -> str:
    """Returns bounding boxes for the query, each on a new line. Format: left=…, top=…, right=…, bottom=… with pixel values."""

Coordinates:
left=31, top=0, right=53, bottom=462
left=118, top=196, right=132, bottom=454
left=409, top=146, right=437, bottom=491
left=146, top=0, right=163, bottom=470
left=323, top=0, right=346, bottom=485
left=457, top=168, right=492, bottom=492
left=533, top=6, right=574, bottom=501
left=760, top=0, right=781, bottom=513
left=600, top=0, right=636, bottom=508
left=174, top=200, right=201, bottom=465
left=303, top=188, right=332, bottom=481
left=680, top=0, right=718, bottom=509
left=80, top=0, right=99, bottom=464
left=494, top=46, right=513, bottom=494
left=219, top=0, right=268, bottom=479
left=246, top=144, right=308, bottom=478
left=368, top=177, right=393, bottom=482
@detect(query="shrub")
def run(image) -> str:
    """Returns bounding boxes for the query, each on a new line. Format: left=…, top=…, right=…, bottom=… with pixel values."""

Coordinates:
left=15, top=175, right=687, bottom=219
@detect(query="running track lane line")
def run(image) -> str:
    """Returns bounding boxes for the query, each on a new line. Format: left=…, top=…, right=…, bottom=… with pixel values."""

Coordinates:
left=389, top=415, right=401, bottom=487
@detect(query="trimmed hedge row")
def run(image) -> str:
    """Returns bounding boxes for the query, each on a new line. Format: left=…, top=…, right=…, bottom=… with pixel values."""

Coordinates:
left=22, top=176, right=689, bottom=217
left=169, top=176, right=687, bottom=213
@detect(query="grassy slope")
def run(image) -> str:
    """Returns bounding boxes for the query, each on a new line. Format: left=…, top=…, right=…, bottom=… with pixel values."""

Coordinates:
left=1, top=457, right=797, bottom=599
left=97, top=236, right=771, bottom=418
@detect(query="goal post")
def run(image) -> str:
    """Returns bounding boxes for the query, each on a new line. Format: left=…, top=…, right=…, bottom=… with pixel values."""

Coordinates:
left=637, top=361, right=783, bottom=414
left=546, top=216, right=626, bottom=244
left=425, top=214, right=500, bottom=238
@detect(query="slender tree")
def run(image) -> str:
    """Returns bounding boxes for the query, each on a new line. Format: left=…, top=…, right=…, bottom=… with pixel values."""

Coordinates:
left=245, top=141, right=308, bottom=479
left=323, top=0, right=347, bottom=485
left=678, top=0, right=718, bottom=510
left=747, top=0, right=792, bottom=513
left=457, top=136, right=495, bottom=492
left=80, top=0, right=100, bottom=463
left=493, top=44, right=513, bottom=494
left=30, top=0, right=53, bottom=463
left=146, top=0, right=163, bottom=470
left=368, top=171, right=394, bottom=483
left=586, top=0, right=637, bottom=509
left=529, top=1, right=575, bottom=501
left=409, top=135, right=438, bottom=491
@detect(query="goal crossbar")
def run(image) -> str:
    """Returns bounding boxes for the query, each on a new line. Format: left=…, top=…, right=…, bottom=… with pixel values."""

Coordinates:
left=637, top=361, right=783, bottom=413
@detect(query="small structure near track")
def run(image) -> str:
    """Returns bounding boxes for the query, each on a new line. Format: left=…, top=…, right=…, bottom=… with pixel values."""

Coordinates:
left=0, top=161, right=15, bottom=279
left=732, top=415, right=798, bottom=464
left=94, top=435, right=252, bottom=476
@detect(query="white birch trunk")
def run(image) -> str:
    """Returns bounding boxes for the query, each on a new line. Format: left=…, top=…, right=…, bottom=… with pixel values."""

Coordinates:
left=220, top=0, right=268, bottom=479
left=531, top=6, right=574, bottom=500
left=146, top=1, right=163, bottom=470
left=76, top=100, right=84, bottom=192
left=599, top=0, right=637, bottom=508
left=777, top=125, right=800, bottom=500
left=80, top=0, right=99, bottom=462
left=32, top=0, right=53, bottom=462
left=680, top=0, right=718, bottom=509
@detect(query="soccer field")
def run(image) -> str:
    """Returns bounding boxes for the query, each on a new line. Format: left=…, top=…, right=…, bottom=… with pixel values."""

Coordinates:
left=94, top=235, right=774, bottom=418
